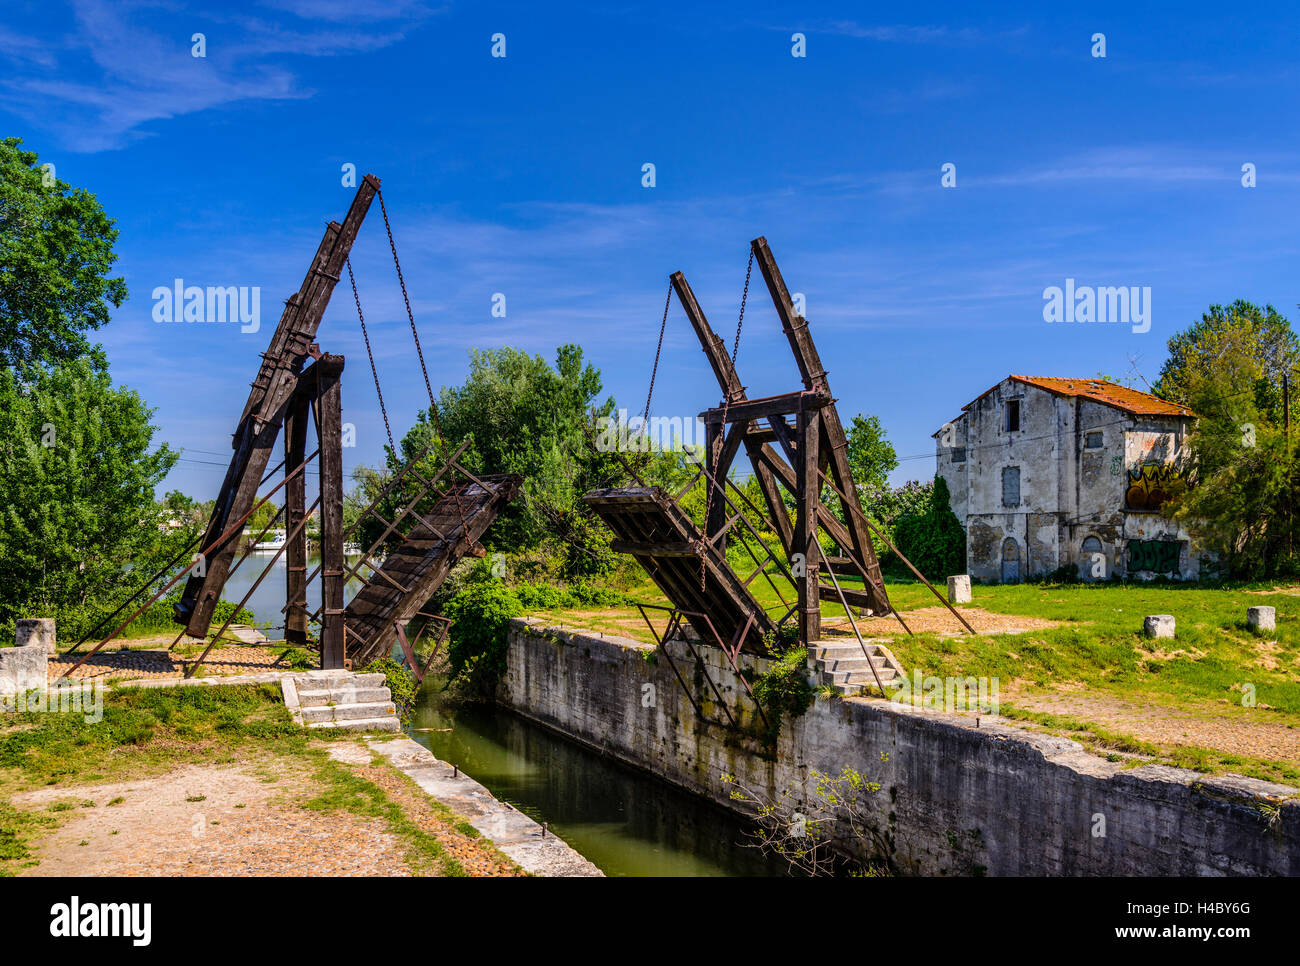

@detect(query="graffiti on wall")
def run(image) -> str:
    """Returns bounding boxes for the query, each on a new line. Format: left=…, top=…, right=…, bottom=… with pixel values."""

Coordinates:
left=1127, top=539, right=1184, bottom=575
left=1125, top=463, right=1185, bottom=512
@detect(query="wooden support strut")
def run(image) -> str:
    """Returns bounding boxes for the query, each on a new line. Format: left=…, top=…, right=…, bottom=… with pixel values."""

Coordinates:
left=671, top=271, right=795, bottom=555
left=176, top=175, right=379, bottom=638
left=750, top=235, right=891, bottom=617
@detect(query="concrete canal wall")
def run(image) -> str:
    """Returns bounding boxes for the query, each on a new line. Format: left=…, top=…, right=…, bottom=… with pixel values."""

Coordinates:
left=500, top=618, right=1300, bottom=876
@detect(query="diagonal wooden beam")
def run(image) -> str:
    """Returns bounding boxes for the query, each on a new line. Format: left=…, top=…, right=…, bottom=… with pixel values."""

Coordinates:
left=750, top=236, right=890, bottom=615
left=176, top=176, right=381, bottom=636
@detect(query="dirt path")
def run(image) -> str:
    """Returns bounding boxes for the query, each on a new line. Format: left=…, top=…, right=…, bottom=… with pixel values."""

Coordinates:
left=823, top=606, right=1061, bottom=637
left=12, top=761, right=412, bottom=877
left=1003, top=688, right=1300, bottom=763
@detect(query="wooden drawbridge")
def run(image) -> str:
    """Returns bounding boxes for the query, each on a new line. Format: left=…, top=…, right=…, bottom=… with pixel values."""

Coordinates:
left=342, top=472, right=521, bottom=667
left=583, top=485, right=775, bottom=655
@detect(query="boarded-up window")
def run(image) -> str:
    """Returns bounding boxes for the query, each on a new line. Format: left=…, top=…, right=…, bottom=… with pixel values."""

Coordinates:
left=952, top=447, right=967, bottom=463
left=1079, top=536, right=1104, bottom=581
left=1085, top=431, right=1103, bottom=449
left=1004, top=399, right=1021, bottom=432
left=1002, top=466, right=1020, bottom=506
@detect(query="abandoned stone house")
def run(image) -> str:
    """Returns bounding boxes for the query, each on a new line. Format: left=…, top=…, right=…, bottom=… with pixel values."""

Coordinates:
left=933, top=375, right=1202, bottom=583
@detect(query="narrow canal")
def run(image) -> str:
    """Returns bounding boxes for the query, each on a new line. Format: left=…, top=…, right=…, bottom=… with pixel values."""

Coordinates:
left=409, top=681, right=787, bottom=877
left=229, top=555, right=785, bottom=876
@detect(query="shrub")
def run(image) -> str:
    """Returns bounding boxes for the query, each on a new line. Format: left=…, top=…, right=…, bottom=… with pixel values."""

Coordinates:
left=444, top=582, right=524, bottom=698
left=361, top=656, right=419, bottom=724
left=748, top=646, right=815, bottom=746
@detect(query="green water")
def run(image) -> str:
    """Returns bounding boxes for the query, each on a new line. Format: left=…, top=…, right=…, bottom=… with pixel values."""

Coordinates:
left=408, top=683, right=787, bottom=877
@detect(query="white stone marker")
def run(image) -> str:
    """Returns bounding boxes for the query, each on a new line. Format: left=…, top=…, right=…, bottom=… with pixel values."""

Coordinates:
left=16, top=618, right=56, bottom=654
left=1143, top=615, right=1175, bottom=639
left=1247, top=606, right=1276, bottom=633
left=947, top=575, right=972, bottom=604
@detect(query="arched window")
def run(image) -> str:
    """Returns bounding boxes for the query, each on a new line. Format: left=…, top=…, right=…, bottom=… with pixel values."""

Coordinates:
left=1001, top=537, right=1021, bottom=584
left=1079, top=536, right=1104, bottom=581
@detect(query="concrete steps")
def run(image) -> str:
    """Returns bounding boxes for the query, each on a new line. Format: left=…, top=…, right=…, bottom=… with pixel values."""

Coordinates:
left=281, top=670, right=400, bottom=732
left=807, top=640, right=907, bottom=696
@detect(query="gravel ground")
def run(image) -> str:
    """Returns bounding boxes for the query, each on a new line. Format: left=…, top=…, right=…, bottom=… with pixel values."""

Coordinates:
left=50, top=645, right=295, bottom=682
left=11, top=750, right=526, bottom=877
left=12, top=762, right=412, bottom=877
left=822, top=606, right=1061, bottom=637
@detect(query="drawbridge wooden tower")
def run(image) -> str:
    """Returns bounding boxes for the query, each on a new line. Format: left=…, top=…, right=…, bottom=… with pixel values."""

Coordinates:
left=63, top=177, right=518, bottom=680
left=586, top=237, right=971, bottom=712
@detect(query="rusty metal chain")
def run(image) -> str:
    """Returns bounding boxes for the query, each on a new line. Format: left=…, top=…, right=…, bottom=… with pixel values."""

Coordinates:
left=377, top=190, right=438, bottom=420
left=375, top=189, right=470, bottom=545
left=346, top=256, right=395, bottom=456
left=642, top=279, right=674, bottom=428
left=701, top=248, right=754, bottom=590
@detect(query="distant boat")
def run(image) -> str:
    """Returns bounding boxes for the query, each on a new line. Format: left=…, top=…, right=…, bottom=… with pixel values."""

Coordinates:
left=253, top=530, right=287, bottom=552
left=343, top=542, right=363, bottom=556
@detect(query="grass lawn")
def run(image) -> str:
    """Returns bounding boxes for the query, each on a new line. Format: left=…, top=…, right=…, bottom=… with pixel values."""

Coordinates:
left=533, top=571, right=1300, bottom=788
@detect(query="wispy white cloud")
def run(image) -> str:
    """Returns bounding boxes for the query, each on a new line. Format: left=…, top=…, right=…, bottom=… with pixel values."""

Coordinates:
left=0, top=0, right=440, bottom=152
left=780, top=21, right=1029, bottom=47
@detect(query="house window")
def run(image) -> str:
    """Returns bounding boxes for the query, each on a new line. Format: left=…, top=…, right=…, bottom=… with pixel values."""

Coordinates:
left=952, top=447, right=967, bottom=463
left=1084, top=431, right=1103, bottom=449
left=1079, top=536, right=1105, bottom=581
left=1004, top=399, right=1021, bottom=433
left=1001, top=538, right=1021, bottom=583
left=1002, top=466, right=1020, bottom=506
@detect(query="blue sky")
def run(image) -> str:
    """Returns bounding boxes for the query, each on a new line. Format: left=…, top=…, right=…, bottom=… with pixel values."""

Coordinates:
left=3, top=1, right=1299, bottom=496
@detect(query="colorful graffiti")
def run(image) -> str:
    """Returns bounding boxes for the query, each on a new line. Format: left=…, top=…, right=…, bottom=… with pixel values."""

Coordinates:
left=1125, top=462, right=1185, bottom=512
left=1127, top=539, right=1184, bottom=575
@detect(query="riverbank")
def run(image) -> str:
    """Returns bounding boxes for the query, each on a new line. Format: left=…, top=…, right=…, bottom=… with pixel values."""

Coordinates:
left=0, top=679, right=549, bottom=877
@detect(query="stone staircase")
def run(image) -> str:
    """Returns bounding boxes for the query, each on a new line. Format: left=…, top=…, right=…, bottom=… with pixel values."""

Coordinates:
left=807, top=640, right=907, bottom=696
left=281, top=670, right=400, bottom=732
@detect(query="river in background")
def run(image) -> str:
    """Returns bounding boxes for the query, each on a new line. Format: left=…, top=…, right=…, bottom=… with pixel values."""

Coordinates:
left=219, top=550, right=371, bottom=639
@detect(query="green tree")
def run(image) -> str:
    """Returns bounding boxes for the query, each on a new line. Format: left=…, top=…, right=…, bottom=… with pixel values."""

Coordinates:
left=370, top=345, right=639, bottom=579
left=0, top=138, right=127, bottom=371
left=1154, top=302, right=1300, bottom=576
left=0, top=360, right=180, bottom=638
left=890, top=476, right=966, bottom=579
left=846, top=414, right=898, bottom=491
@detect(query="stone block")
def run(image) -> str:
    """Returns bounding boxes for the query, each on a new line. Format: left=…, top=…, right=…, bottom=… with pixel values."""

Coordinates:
left=947, top=575, right=972, bottom=604
left=0, top=645, right=48, bottom=695
left=1144, top=614, right=1176, bottom=639
left=16, top=618, right=56, bottom=654
left=1247, top=606, right=1276, bottom=633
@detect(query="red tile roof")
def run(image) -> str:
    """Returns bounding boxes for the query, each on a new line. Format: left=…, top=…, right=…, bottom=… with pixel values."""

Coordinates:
left=962, top=376, right=1194, bottom=418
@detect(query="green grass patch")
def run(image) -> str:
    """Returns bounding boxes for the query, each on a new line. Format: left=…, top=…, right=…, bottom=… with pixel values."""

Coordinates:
left=0, top=683, right=306, bottom=788
left=301, top=758, right=469, bottom=876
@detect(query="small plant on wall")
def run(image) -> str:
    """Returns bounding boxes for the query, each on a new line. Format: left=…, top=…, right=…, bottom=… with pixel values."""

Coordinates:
left=722, top=766, right=893, bottom=876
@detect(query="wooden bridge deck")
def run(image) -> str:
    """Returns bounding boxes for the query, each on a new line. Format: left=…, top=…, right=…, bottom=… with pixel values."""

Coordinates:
left=343, top=473, right=521, bottom=667
left=582, top=485, right=777, bottom=655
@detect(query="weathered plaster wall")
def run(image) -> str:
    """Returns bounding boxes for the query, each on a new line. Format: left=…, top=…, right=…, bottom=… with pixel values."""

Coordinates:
left=938, top=380, right=1201, bottom=582
left=934, top=416, right=968, bottom=524
left=960, top=381, right=1064, bottom=581
left=501, top=619, right=1299, bottom=876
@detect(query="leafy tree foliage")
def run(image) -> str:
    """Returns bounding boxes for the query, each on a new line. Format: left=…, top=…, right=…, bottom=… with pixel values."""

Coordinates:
left=0, top=138, right=126, bottom=371
left=0, top=360, right=180, bottom=638
left=890, top=475, right=966, bottom=579
left=1154, top=301, right=1300, bottom=576
left=355, top=344, right=676, bottom=580
left=846, top=413, right=898, bottom=492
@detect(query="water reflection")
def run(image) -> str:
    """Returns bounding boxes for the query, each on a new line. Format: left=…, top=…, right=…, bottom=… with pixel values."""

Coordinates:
left=411, top=682, right=787, bottom=877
